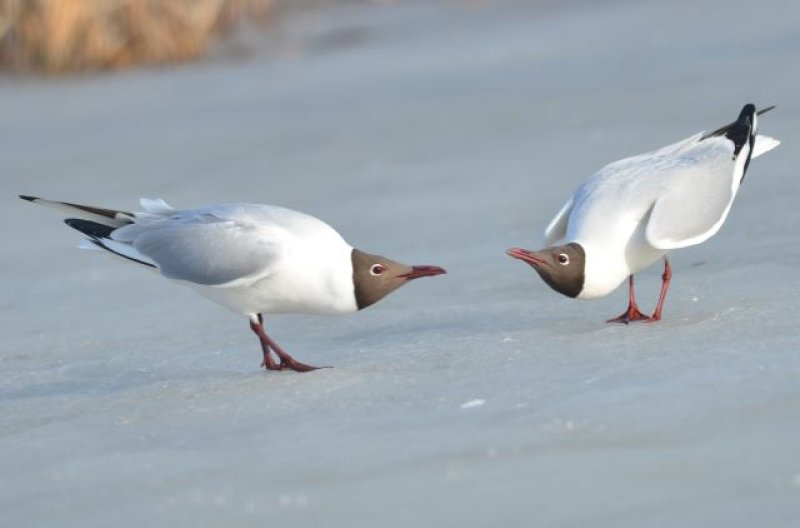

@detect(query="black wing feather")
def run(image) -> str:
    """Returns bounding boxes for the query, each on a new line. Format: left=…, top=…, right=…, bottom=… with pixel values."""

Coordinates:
left=64, top=218, right=156, bottom=269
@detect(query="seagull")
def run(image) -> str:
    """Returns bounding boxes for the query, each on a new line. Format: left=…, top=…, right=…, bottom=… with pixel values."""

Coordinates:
left=507, top=104, right=779, bottom=323
left=19, top=197, right=446, bottom=371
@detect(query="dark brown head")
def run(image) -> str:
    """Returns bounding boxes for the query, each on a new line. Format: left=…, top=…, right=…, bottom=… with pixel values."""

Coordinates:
left=506, top=243, right=585, bottom=298
left=351, top=249, right=446, bottom=310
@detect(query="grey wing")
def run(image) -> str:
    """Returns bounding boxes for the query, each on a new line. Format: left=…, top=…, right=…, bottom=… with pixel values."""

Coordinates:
left=128, top=219, right=283, bottom=286
left=645, top=138, right=741, bottom=250
left=540, top=135, right=701, bottom=248
left=543, top=197, right=574, bottom=246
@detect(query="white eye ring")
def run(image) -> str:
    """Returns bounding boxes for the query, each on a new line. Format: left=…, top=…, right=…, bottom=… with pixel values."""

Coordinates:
left=370, top=264, right=385, bottom=276
left=557, top=253, right=569, bottom=266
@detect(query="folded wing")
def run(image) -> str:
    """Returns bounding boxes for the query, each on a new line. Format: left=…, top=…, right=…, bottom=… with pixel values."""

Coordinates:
left=645, top=137, right=743, bottom=249
left=112, top=208, right=284, bottom=286
left=543, top=197, right=574, bottom=246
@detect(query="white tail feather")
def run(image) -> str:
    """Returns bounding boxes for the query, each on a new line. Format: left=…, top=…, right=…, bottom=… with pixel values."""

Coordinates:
left=752, top=135, right=780, bottom=159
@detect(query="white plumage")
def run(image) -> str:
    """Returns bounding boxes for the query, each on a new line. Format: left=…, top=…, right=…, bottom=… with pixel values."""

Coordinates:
left=21, top=196, right=446, bottom=371
left=119, top=201, right=357, bottom=314
left=508, top=104, right=779, bottom=323
left=546, top=124, right=778, bottom=299
left=75, top=200, right=359, bottom=314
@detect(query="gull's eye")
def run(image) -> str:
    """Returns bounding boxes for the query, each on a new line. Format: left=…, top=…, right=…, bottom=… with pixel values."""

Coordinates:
left=370, top=264, right=386, bottom=276
left=557, top=253, right=569, bottom=265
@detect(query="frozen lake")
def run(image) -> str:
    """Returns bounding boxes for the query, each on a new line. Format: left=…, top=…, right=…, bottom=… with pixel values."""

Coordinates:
left=2, top=0, right=799, bottom=526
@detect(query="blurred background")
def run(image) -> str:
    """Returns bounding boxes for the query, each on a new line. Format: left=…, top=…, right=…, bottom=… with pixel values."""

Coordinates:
left=1, top=1, right=799, bottom=527
left=0, top=0, right=272, bottom=73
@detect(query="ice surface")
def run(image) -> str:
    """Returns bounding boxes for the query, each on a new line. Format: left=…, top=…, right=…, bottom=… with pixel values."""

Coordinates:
left=2, top=0, right=800, bottom=526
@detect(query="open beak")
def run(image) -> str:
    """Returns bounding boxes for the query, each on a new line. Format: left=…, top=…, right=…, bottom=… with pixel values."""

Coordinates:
left=506, top=247, right=545, bottom=267
left=399, top=265, right=447, bottom=280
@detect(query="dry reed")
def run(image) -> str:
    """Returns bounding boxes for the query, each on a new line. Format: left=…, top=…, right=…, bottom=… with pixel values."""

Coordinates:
left=0, top=0, right=273, bottom=73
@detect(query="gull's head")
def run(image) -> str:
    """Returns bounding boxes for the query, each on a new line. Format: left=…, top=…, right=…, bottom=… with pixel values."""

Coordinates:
left=506, top=243, right=585, bottom=298
left=351, top=249, right=446, bottom=309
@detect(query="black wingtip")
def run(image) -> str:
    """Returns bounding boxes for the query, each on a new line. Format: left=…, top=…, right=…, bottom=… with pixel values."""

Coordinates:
left=757, top=105, right=776, bottom=116
left=64, top=220, right=156, bottom=269
left=725, top=104, right=756, bottom=158
left=700, top=104, right=776, bottom=142
left=736, top=104, right=756, bottom=129
left=64, top=218, right=115, bottom=239
left=19, top=194, right=37, bottom=202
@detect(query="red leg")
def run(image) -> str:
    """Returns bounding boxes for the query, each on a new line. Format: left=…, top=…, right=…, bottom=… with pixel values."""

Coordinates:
left=646, top=257, right=672, bottom=323
left=248, top=314, right=325, bottom=372
left=249, top=315, right=281, bottom=370
left=607, top=275, right=651, bottom=324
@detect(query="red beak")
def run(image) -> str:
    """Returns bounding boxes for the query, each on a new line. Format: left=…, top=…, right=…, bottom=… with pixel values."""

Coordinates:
left=506, top=247, right=545, bottom=267
left=399, top=265, right=447, bottom=280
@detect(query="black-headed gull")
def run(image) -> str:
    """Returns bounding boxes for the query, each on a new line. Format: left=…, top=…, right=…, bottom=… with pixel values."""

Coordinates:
left=20, top=197, right=446, bottom=371
left=507, top=104, right=779, bottom=323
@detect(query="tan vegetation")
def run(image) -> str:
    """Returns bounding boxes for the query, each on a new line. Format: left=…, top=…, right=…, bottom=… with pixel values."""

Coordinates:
left=0, top=0, right=273, bottom=73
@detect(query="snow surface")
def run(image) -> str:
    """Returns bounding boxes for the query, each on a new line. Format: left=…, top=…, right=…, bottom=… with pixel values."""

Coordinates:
left=2, top=0, right=800, bottom=526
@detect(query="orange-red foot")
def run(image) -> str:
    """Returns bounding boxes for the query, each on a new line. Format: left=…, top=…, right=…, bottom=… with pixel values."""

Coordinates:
left=607, top=307, right=653, bottom=324
left=642, top=313, right=662, bottom=324
left=261, top=354, right=326, bottom=372
left=279, top=358, right=325, bottom=372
